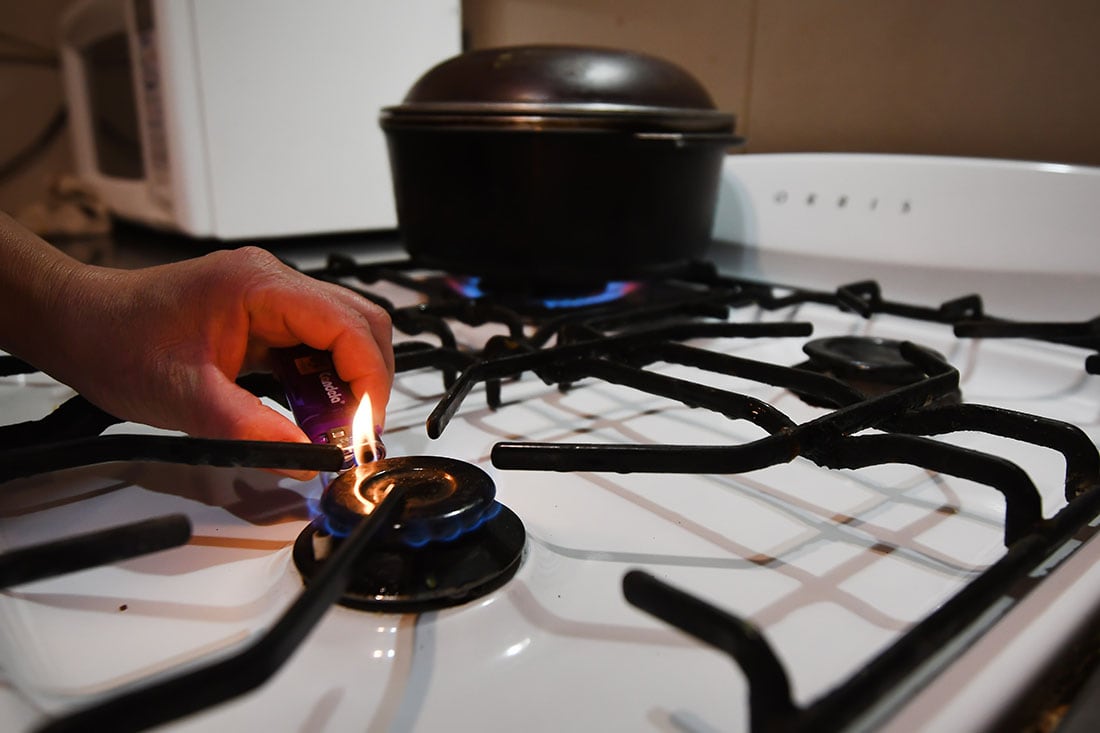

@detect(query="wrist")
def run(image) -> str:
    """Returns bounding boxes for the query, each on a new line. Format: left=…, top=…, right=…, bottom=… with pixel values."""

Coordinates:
left=44, top=263, right=131, bottom=390
left=0, top=216, right=83, bottom=369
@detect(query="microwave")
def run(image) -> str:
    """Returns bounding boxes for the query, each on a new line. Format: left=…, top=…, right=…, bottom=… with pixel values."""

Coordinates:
left=59, top=0, right=461, bottom=239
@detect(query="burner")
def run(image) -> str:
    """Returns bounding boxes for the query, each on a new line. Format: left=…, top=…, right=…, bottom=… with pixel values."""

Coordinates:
left=796, top=336, right=961, bottom=405
left=444, top=275, right=643, bottom=311
left=317, top=456, right=500, bottom=544
left=293, top=456, right=525, bottom=612
left=804, top=336, right=934, bottom=384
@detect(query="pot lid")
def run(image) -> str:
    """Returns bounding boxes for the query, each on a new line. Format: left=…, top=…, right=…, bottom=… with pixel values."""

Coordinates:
left=381, top=45, right=735, bottom=133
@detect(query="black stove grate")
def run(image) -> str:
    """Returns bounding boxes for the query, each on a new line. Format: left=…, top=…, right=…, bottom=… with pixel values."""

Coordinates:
left=1, top=255, right=1098, bottom=732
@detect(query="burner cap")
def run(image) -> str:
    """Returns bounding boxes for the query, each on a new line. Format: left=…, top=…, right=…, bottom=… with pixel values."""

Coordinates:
left=803, top=336, right=934, bottom=385
left=319, top=456, right=498, bottom=547
left=293, top=456, right=525, bottom=612
left=795, top=336, right=960, bottom=408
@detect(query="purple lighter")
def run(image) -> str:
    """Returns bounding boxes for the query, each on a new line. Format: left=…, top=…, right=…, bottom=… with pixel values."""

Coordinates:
left=270, top=345, right=384, bottom=469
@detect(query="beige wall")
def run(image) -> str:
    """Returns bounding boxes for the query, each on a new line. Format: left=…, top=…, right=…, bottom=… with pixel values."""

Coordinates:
left=0, top=0, right=74, bottom=215
left=464, top=0, right=1100, bottom=166
left=3, top=0, right=1098, bottom=215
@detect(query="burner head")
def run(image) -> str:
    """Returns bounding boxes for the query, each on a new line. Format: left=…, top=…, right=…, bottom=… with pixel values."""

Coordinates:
left=318, top=456, right=499, bottom=546
left=804, top=336, right=934, bottom=385
left=294, top=456, right=525, bottom=612
left=798, top=336, right=960, bottom=405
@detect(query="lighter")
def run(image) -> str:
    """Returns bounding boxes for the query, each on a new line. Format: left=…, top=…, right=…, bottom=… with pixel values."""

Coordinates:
left=270, top=345, right=385, bottom=469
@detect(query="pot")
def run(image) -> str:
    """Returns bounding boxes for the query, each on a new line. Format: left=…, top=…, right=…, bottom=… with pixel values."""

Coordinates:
left=379, top=45, right=742, bottom=288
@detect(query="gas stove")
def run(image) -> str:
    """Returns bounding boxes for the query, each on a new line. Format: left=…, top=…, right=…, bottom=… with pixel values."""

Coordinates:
left=1, top=154, right=1098, bottom=732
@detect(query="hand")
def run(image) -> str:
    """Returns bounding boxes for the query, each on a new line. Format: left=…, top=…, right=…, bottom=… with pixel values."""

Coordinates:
left=55, top=247, right=394, bottom=447
left=1, top=213, right=393, bottom=479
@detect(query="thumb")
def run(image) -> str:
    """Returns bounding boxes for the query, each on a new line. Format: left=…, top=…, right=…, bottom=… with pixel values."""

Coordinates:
left=199, top=375, right=318, bottom=481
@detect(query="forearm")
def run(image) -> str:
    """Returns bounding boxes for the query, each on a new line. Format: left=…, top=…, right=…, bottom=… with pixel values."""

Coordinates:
left=0, top=212, right=89, bottom=370
left=0, top=211, right=393, bottom=453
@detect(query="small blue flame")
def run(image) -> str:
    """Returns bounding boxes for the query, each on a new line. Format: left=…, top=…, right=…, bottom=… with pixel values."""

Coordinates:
left=449, top=276, right=486, bottom=299
left=446, top=276, right=641, bottom=309
left=541, top=281, right=640, bottom=309
left=400, top=501, right=503, bottom=549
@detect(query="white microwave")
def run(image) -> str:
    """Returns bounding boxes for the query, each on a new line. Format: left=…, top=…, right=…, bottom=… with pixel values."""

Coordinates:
left=59, top=0, right=461, bottom=239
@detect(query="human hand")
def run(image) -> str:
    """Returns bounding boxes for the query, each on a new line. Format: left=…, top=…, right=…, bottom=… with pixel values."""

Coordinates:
left=43, top=246, right=393, bottom=475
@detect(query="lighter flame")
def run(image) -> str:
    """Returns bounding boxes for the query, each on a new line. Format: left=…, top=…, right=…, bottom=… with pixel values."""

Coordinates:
left=352, top=392, right=378, bottom=466
left=353, top=480, right=396, bottom=515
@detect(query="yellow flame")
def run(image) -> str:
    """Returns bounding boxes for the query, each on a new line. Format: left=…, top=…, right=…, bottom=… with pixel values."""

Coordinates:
left=352, top=392, right=377, bottom=465
left=352, top=476, right=395, bottom=515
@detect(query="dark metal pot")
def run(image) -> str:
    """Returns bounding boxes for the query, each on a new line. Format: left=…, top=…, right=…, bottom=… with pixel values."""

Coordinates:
left=379, top=45, right=742, bottom=287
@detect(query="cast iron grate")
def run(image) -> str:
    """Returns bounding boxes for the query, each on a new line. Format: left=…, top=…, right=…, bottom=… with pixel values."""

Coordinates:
left=0, top=255, right=1097, bottom=732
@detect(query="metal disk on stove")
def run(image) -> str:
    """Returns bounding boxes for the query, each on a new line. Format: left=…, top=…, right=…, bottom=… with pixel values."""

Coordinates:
left=318, top=456, right=501, bottom=546
left=293, top=456, right=525, bottom=612
left=795, top=336, right=960, bottom=407
left=803, top=336, right=936, bottom=385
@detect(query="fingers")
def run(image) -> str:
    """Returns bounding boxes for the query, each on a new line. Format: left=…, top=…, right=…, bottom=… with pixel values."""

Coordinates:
left=274, top=286, right=393, bottom=428
left=66, top=247, right=394, bottom=476
left=328, top=325, right=393, bottom=427
left=239, top=252, right=395, bottom=426
left=193, top=368, right=319, bottom=481
left=281, top=286, right=394, bottom=382
left=295, top=300, right=393, bottom=430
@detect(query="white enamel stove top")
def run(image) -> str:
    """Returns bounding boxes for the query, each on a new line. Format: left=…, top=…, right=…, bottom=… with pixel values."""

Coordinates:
left=0, top=154, right=1098, bottom=732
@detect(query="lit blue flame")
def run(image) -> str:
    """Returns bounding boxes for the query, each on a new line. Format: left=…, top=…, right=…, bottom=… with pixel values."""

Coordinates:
left=400, top=501, right=503, bottom=548
left=446, top=276, right=641, bottom=309
left=449, top=276, right=486, bottom=299
left=308, top=476, right=502, bottom=548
